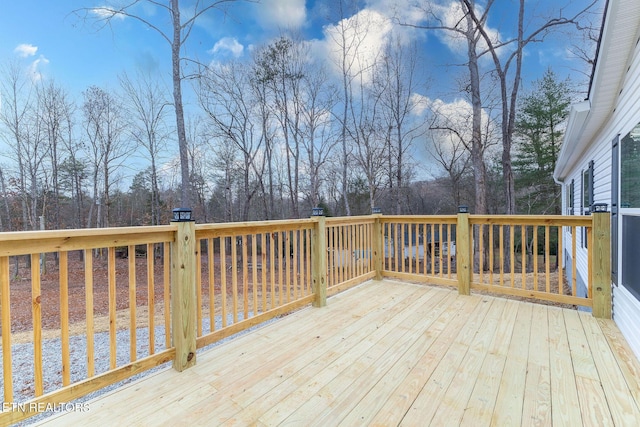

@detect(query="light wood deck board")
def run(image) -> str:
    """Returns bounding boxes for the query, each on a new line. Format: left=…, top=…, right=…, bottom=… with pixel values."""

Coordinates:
left=491, top=301, right=532, bottom=426
left=521, top=303, right=551, bottom=426
left=36, top=280, right=640, bottom=427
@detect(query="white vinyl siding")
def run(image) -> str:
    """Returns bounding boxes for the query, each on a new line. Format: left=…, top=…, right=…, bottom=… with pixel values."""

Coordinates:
left=560, top=31, right=640, bottom=360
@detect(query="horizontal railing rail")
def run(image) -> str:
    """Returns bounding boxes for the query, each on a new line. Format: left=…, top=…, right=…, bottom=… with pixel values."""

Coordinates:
left=0, top=211, right=611, bottom=425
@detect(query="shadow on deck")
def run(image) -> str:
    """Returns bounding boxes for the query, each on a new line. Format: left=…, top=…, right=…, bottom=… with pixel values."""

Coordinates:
left=37, top=280, right=640, bottom=426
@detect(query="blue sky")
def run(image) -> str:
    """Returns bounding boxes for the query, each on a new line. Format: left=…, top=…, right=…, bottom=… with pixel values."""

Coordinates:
left=0, top=0, right=600, bottom=101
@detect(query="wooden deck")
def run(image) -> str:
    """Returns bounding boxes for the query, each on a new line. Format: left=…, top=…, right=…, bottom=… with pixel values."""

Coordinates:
left=37, top=280, right=640, bottom=426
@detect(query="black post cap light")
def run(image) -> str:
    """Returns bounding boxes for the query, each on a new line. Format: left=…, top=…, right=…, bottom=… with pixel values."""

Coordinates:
left=372, top=207, right=382, bottom=214
left=312, top=207, right=324, bottom=216
left=172, top=207, right=193, bottom=222
left=458, top=205, right=469, bottom=214
left=592, top=203, right=608, bottom=213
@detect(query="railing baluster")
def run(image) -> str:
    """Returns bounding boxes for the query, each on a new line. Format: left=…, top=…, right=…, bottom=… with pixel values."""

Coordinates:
left=545, top=226, right=551, bottom=294
left=533, top=225, right=540, bottom=291
left=269, top=232, right=275, bottom=310
left=557, top=228, right=563, bottom=295
left=521, top=226, right=526, bottom=290
left=196, top=240, right=203, bottom=337
left=252, top=233, right=259, bottom=314
left=572, top=227, right=577, bottom=296
left=479, top=224, right=484, bottom=284
left=232, top=235, right=239, bottom=324
left=163, top=243, right=171, bottom=348
left=1, top=255, right=12, bottom=402
left=60, top=251, right=70, bottom=386
left=242, top=234, right=248, bottom=317
left=31, top=253, right=43, bottom=396
left=489, top=225, right=494, bottom=286
left=108, top=247, right=117, bottom=370
left=148, top=243, right=155, bottom=354
left=85, top=249, right=95, bottom=377
left=278, top=232, right=284, bottom=306
left=447, top=224, right=452, bottom=279
left=438, top=223, right=444, bottom=277
left=208, top=238, right=215, bottom=332
left=510, top=225, right=515, bottom=287
left=221, top=237, right=227, bottom=328
left=499, top=225, right=504, bottom=286
left=128, top=245, right=137, bottom=362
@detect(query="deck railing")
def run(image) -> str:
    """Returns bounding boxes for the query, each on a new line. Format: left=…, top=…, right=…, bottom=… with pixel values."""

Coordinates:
left=0, top=211, right=611, bottom=425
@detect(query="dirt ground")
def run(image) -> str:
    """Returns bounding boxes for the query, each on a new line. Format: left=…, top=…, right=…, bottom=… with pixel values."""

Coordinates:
left=3, top=251, right=311, bottom=344
left=3, top=252, right=169, bottom=342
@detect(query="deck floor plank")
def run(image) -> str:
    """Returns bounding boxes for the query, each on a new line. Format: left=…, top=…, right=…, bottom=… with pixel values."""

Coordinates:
left=367, top=294, right=488, bottom=426
left=220, top=286, right=448, bottom=425
left=564, top=309, right=614, bottom=426
left=270, top=289, right=470, bottom=426
left=491, top=301, right=533, bottom=426
left=35, top=280, right=640, bottom=427
left=521, top=303, right=551, bottom=427
left=424, top=297, right=505, bottom=427
left=548, top=305, right=583, bottom=426
left=581, top=312, right=640, bottom=426
left=458, top=298, right=520, bottom=426
left=173, top=282, right=429, bottom=425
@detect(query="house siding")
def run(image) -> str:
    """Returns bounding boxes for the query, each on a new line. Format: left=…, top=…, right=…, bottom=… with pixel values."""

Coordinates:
left=561, top=34, right=640, bottom=360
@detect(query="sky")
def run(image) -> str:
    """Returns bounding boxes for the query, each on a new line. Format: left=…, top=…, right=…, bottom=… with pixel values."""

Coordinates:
left=0, top=0, right=603, bottom=179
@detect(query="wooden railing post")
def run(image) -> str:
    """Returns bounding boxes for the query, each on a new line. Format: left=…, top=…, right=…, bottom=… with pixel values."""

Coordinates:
left=311, top=211, right=327, bottom=307
left=457, top=206, right=471, bottom=296
left=372, top=213, right=383, bottom=280
left=171, top=215, right=197, bottom=371
left=592, top=204, right=612, bottom=319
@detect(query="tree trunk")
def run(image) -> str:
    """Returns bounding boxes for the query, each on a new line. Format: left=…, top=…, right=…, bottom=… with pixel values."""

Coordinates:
left=171, top=0, right=190, bottom=208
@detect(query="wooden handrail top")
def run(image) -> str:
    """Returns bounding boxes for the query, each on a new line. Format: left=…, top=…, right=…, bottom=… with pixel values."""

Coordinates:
left=196, top=218, right=316, bottom=238
left=380, top=215, right=457, bottom=224
left=325, top=215, right=377, bottom=226
left=0, top=226, right=177, bottom=257
left=469, top=215, right=592, bottom=227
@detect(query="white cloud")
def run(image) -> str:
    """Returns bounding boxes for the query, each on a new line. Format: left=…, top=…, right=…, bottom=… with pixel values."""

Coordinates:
left=428, top=97, right=498, bottom=149
left=91, top=6, right=126, bottom=20
left=321, top=9, right=393, bottom=84
left=209, top=37, right=244, bottom=58
left=28, top=55, right=50, bottom=82
left=257, top=0, right=306, bottom=29
left=14, top=44, right=38, bottom=58
left=410, top=93, right=430, bottom=117
left=432, top=1, right=503, bottom=58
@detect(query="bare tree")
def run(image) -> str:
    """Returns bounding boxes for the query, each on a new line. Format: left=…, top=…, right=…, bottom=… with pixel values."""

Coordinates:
left=408, top=1, right=488, bottom=213
left=82, top=86, right=130, bottom=228
left=460, top=0, right=598, bottom=214
left=427, top=118, right=472, bottom=209
left=120, top=71, right=171, bottom=225
left=348, top=63, right=388, bottom=212
left=375, top=37, right=424, bottom=214
left=0, top=62, right=30, bottom=230
left=298, top=64, right=338, bottom=209
left=75, top=0, right=246, bottom=207
left=327, top=3, right=376, bottom=216
left=198, top=60, right=263, bottom=221
left=36, top=79, right=75, bottom=229
left=254, top=37, right=306, bottom=218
